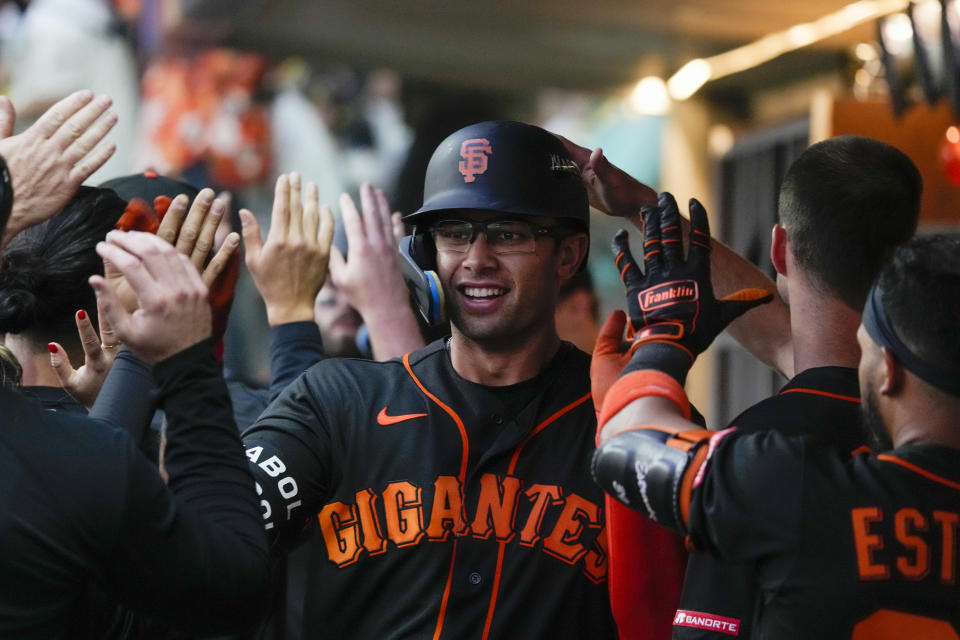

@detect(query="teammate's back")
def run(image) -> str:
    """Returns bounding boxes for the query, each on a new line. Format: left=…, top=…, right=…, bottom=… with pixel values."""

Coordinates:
left=685, top=429, right=960, bottom=639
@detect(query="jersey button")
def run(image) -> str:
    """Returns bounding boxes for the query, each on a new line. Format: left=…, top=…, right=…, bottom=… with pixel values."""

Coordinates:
left=492, top=414, right=504, bottom=425
left=468, top=572, right=483, bottom=586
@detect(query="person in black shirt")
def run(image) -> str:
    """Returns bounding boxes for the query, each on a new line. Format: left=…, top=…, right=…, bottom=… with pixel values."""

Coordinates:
left=0, top=186, right=126, bottom=412
left=592, top=203, right=960, bottom=637
left=0, top=121, right=270, bottom=634
left=566, top=135, right=921, bottom=639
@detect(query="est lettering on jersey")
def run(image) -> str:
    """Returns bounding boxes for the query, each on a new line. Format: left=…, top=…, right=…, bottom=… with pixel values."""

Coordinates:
left=687, top=429, right=960, bottom=639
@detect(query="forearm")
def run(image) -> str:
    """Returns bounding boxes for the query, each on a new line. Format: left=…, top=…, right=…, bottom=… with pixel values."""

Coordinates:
left=111, top=340, right=270, bottom=632
left=268, top=321, right=325, bottom=400
left=89, top=348, right=156, bottom=449
left=592, top=371, right=711, bottom=534
left=708, top=236, right=793, bottom=377
left=363, top=305, right=425, bottom=361
left=157, top=340, right=253, bottom=512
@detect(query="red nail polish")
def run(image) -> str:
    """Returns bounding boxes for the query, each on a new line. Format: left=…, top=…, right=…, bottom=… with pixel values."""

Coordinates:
left=77, top=309, right=87, bottom=320
left=47, top=344, right=57, bottom=354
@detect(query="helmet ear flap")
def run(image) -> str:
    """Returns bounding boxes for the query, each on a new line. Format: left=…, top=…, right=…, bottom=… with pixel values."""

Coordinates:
left=409, top=227, right=436, bottom=271
left=399, top=230, right=446, bottom=326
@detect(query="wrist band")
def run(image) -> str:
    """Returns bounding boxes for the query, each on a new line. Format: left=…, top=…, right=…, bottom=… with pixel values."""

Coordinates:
left=599, top=369, right=691, bottom=426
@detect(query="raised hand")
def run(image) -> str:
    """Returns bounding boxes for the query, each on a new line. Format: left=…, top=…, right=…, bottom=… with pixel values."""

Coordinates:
left=240, top=173, right=334, bottom=325
left=328, top=183, right=424, bottom=360
left=48, top=299, right=119, bottom=409
left=556, top=134, right=657, bottom=219
left=89, top=231, right=212, bottom=364
left=105, top=189, right=239, bottom=312
left=612, top=192, right=773, bottom=382
left=0, top=90, right=118, bottom=246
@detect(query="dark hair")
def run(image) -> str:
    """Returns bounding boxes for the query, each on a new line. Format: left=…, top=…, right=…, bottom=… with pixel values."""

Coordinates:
left=879, top=235, right=960, bottom=374
left=0, top=186, right=126, bottom=354
left=778, top=135, right=921, bottom=310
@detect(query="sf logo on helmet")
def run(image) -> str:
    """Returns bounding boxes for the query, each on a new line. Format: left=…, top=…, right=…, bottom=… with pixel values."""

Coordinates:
left=459, top=138, right=492, bottom=183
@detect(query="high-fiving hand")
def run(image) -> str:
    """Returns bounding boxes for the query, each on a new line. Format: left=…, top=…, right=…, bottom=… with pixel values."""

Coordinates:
left=47, top=299, right=119, bottom=409
left=596, top=193, right=773, bottom=385
left=105, top=189, right=239, bottom=313
left=241, top=172, right=334, bottom=326
left=89, top=231, right=213, bottom=364
left=0, top=90, right=118, bottom=246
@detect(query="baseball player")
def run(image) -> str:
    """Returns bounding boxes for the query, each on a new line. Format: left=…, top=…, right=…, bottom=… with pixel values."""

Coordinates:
left=242, top=121, right=624, bottom=638
left=568, top=135, right=921, bottom=639
left=592, top=200, right=960, bottom=637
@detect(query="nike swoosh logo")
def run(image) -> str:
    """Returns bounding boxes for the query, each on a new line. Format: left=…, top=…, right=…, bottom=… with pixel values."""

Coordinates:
left=377, top=408, right=428, bottom=426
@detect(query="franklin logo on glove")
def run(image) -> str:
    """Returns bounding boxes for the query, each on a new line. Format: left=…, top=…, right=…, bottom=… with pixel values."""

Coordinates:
left=640, top=281, right=697, bottom=311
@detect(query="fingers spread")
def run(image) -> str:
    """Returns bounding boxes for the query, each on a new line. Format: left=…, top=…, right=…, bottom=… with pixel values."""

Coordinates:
left=176, top=188, right=215, bottom=257
left=156, top=193, right=190, bottom=244
left=239, top=208, right=263, bottom=263
left=302, top=181, right=320, bottom=242
left=287, top=172, right=303, bottom=240
left=48, top=341, right=76, bottom=386
left=612, top=229, right=642, bottom=288
left=190, top=194, right=226, bottom=270
left=327, top=246, right=346, bottom=286
left=317, top=202, right=334, bottom=257
left=75, top=309, right=103, bottom=360
left=88, top=274, right=131, bottom=342
left=359, top=183, right=385, bottom=249
left=64, top=109, right=118, bottom=166
left=658, top=192, right=683, bottom=267
left=203, top=232, right=240, bottom=288
left=54, top=94, right=113, bottom=152
left=96, top=296, right=118, bottom=348
left=688, top=198, right=712, bottom=265
left=36, top=90, right=94, bottom=139
left=68, top=141, right=117, bottom=185
left=99, top=231, right=179, bottom=310
left=339, top=192, right=364, bottom=255
left=374, top=187, right=393, bottom=228
left=641, top=206, right=662, bottom=276
left=268, top=174, right=290, bottom=241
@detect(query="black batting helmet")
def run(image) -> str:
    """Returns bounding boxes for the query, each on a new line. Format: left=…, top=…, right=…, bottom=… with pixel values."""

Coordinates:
left=404, top=120, right=589, bottom=230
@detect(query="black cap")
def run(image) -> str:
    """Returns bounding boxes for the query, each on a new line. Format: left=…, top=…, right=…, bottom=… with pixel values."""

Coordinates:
left=99, top=172, right=199, bottom=204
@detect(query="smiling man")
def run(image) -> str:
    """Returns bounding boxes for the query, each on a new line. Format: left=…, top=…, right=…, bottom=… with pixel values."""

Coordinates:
left=242, top=122, right=627, bottom=638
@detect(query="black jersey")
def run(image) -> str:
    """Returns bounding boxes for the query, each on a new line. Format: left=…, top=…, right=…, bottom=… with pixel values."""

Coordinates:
left=686, top=428, right=960, bottom=639
left=0, top=342, right=269, bottom=638
left=243, top=339, right=616, bottom=639
left=675, top=367, right=867, bottom=639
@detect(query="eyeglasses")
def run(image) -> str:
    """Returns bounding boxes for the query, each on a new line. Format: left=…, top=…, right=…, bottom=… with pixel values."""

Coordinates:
left=429, top=219, right=567, bottom=254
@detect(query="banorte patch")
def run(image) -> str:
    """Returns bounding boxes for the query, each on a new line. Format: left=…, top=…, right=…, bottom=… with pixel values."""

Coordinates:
left=673, top=609, right=741, bottom=636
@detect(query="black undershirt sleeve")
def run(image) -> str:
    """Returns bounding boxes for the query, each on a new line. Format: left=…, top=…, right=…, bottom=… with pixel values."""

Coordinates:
left=88, top=348, right=156, bottom=448
left=268, top=321, right=325, bottom=401
left=99, top=340, right=270, bottom=633
left=243, top=368, right=334, bottom=553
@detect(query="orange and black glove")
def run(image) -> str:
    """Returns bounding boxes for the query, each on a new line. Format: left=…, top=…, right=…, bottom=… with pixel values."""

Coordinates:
left=613, top=192, right=772, bottom=384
